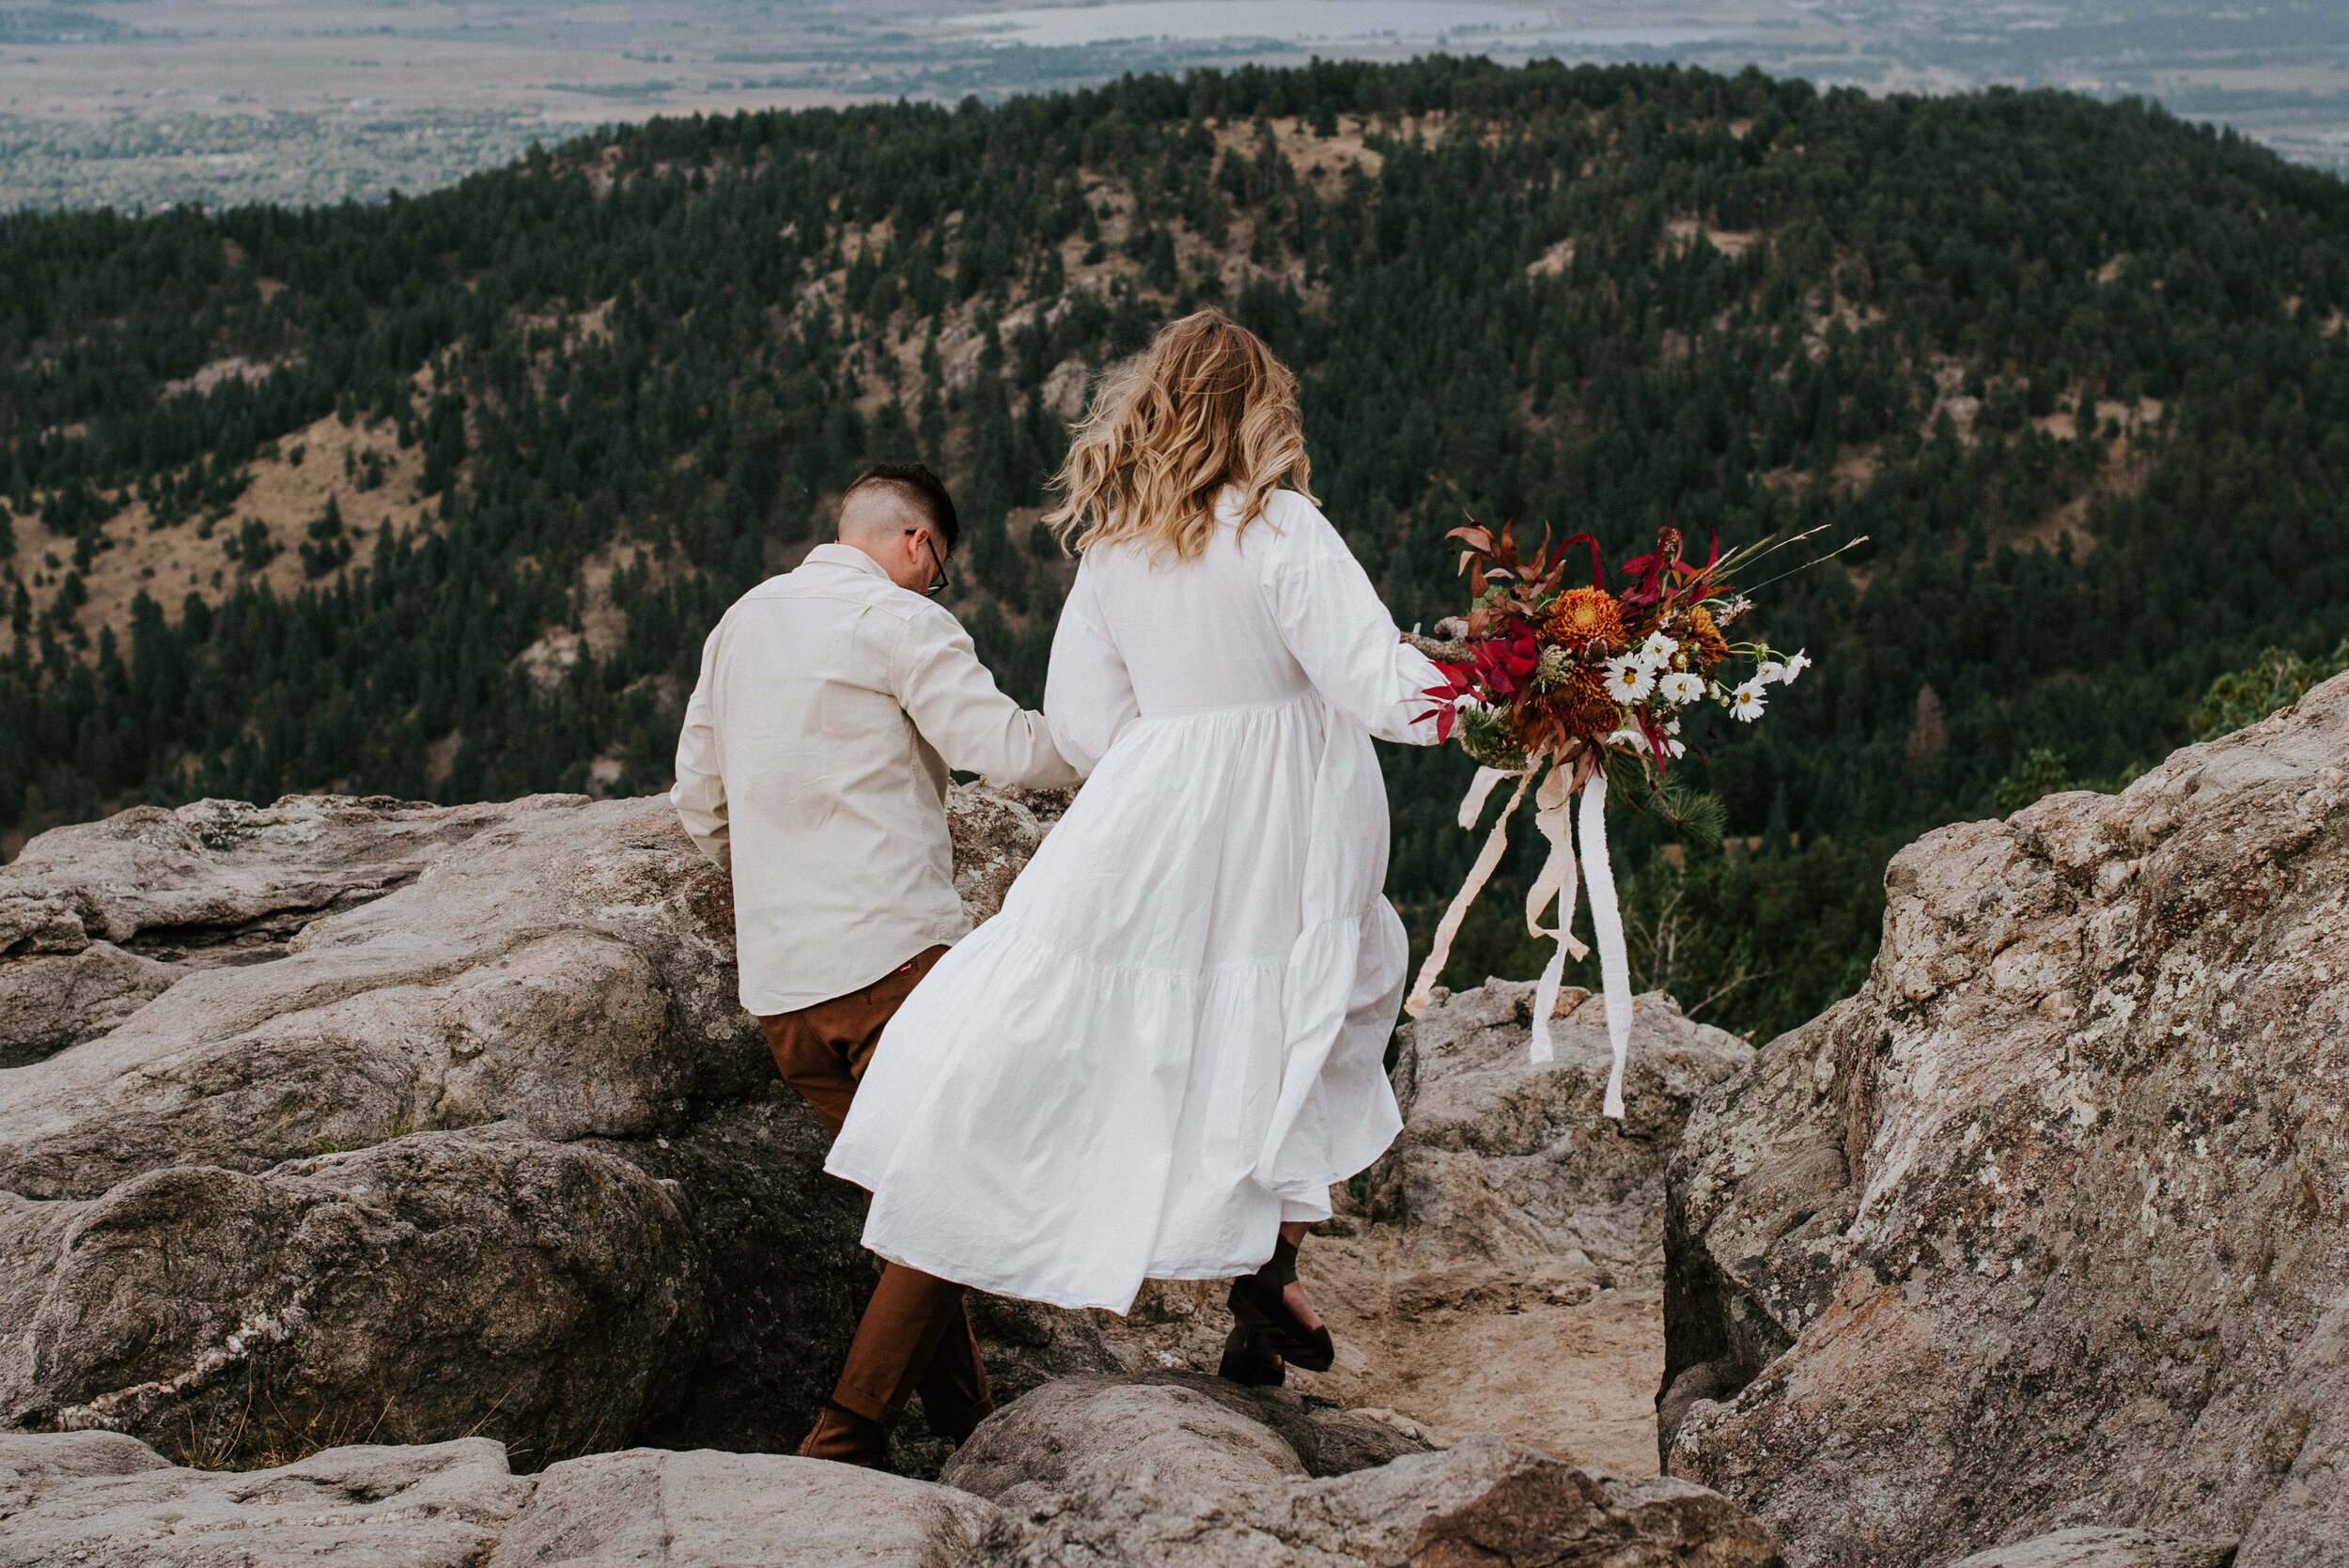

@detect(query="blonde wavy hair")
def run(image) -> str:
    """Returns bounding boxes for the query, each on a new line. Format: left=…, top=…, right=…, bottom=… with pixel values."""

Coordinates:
left=1044, top=308, right=1314, bottom=561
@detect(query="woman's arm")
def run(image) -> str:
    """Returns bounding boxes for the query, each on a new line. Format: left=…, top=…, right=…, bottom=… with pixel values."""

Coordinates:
left=1042, top=562, right=1140, bottom=777
left=1257, top=494, right=1444, bottom=745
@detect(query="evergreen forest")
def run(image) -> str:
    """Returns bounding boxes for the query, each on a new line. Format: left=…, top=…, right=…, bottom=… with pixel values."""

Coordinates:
left=6, top=56, right=2348, bottom=1042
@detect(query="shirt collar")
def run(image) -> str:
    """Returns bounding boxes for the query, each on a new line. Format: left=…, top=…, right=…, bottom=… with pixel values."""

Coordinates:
left=803, top=542, right=891, bottom=581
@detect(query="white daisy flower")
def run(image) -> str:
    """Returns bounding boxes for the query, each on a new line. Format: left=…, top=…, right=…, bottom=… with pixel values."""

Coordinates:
left=1664, top=737, right=1687, bottom=758
left=1782, top=649, right=1812, bottom=683
left=1603, top=656, right=1655, bottom=702
left=1638, top=630, right=1679, bottom=667
left=1665, top=717, right=1682, bottom=735
left=1658, top=671, right=1705, bottom=705
left=1757, top=660, right=1787, bottom=685
left=1728, top=681, right=1766, bottom=722
left=1605, top=727, right=1644, bottom=750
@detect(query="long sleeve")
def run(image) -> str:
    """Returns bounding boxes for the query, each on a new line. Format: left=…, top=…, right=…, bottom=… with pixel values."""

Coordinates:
left=894, top=603, right=1083, bottom=790
left=1041, top=564, right=1140, bottom=778
left=672, top=625, right=731, bottom=871
left=1258, top=495, right=1444, bottom=745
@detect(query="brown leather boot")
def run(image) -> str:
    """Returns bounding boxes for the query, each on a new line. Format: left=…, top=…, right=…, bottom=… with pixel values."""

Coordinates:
left=795, top=1403, right=888, bottom=1468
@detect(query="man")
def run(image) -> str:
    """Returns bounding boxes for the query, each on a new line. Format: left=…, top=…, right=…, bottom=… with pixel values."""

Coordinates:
left=672, top=460, right=1079, bottom=1467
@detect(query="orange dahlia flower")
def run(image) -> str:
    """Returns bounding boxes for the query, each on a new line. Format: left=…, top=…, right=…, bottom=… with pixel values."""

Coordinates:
left=1547, top=586, right=1624, bottom=651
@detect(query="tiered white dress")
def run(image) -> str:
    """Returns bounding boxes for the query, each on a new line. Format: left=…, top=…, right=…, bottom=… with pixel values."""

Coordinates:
left=826, top=487, right=1442, bottom=1312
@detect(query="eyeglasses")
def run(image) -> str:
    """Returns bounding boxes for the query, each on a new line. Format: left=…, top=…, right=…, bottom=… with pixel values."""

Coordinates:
left=906, top=528, right=952, bottom=598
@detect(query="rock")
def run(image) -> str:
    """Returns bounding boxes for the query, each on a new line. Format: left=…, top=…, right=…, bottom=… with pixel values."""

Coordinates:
left=0, top=1430, right=995, bottom=1568
left=972, top=1430, right=1782, bottom=1566
left=0, top=795, right=520, bottom=968
left=1663, top=671, right=2349, bottom=1562
left=1948, top=1528, right=2243, bottom=1568
left=0, top=1431, right=533, bottom=1568
left=0, top=794, right=734, bottom=1201
left=942, top=1371, right=1429, bottom=1513
left=0, top=1126, right=703, bottom=1464
left=961, top=1289, right=1130, bottom=1413
left=947, top=1375, right=1308, bottom=1514
left=0, top=794, right=520, bottom=1070
left=1371, top=982, right=1753, bottom=1274
left=485, top=1446, right=998, bottom=1568
left=0, top=940, right=178, bottom=1068
left=0, top=783, right=1064, bottom=1466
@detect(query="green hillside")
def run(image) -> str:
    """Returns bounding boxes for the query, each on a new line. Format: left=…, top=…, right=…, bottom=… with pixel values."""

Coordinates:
left=6, top=58, right=2348, bottom=1040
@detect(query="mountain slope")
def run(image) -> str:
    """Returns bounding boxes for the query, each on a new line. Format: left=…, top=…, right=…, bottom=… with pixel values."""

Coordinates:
left=6, top=58, right=2348, bottom=1036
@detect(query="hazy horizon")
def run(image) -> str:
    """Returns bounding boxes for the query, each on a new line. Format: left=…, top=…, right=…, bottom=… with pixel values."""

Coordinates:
left=3, top=1, right=2343, bottom=210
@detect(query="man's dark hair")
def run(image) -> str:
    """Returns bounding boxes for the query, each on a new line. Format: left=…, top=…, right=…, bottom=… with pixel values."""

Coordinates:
left=845, top=462, right=958, bottom=553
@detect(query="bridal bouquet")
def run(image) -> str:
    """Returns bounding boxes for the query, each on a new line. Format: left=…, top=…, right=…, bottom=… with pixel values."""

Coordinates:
left=1403, top=520, right=1845, bottom=1118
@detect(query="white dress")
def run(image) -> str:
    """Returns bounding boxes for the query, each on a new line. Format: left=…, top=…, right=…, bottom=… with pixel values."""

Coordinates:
left=825, top=488, right=1442, bottom=1312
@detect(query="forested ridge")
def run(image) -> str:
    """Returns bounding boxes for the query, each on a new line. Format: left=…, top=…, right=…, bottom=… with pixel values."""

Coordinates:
left=6, top=56, right=2348, bottom=1039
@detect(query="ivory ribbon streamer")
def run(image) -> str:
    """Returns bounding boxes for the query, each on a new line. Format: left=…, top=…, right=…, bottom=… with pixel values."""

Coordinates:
left=1525, top=763, right=1587, bottom=1065
left=1403, top=768, right=1530, bottom=1018
left=1579, top=771, right=1634, bottom=1119
left=1410, top=756, right=1637, bottom=1119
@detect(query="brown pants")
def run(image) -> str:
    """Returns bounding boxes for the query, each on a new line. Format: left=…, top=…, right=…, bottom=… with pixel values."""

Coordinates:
left=759, top=944, right=991, bottom=1438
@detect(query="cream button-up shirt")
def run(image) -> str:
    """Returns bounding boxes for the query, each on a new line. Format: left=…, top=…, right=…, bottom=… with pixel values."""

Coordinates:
left=672, top=543, right=1081, bottom=1014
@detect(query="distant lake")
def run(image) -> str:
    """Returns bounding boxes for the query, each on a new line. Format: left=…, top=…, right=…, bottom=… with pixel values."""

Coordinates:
left=944, top=2, right=1720, bottom=50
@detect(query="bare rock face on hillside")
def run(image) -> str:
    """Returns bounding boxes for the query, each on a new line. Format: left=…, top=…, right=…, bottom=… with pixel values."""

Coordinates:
left=1663, top=671, right=2349, bottom=1564
left=0, top=784, right=1062, bottom=1467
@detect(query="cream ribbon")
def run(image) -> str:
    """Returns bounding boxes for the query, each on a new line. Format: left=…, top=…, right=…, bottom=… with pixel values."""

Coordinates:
left=1409, top=757, right=1636, bottom=1120
left=1579, top=771, right=1633, bottom=1119
left=1403, top=767, right=1530, bottom=1019
left=1525, top=762, right=1586, bottom=1065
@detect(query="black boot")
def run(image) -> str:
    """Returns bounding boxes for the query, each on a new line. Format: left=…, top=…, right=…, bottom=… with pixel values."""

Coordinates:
left=1217, top=1319, right=1285, bottom=1387
left=1226, top=1236, right=1335, bottom=1373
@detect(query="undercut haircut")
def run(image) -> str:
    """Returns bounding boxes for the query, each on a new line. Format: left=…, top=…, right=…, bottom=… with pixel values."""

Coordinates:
left=844, top=462, right=959, bottom=553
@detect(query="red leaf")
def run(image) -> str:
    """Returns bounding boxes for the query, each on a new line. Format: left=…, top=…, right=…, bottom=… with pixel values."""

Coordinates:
left=1555, top=531, right=1607, bottom=589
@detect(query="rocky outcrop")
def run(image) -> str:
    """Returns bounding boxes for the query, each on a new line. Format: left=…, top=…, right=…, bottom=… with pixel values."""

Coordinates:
left=970, top=1424, right=1782, bottom=1567
left=0, top=1431, right=534, bottom=1568
left=0, top=940, right=177, bottom=1068
left=1140, top=980, right=1748, bottom=1474
left=941, top=1371, right=1431, bottom=1514
left=1370, top=980, right=1753, bottom=1277
left=1663, top=672, right=2349, bottom=1563
left=482, top=1446, right=997, bottom=1568
left=0, top=1429, right=994, bottom=1568
left=3, top=1127, right=702, bottom=1462
left=1947, top=1529, right=2243, bottom=1568
left=0, top=784, right=1062, bottom=1467
left=3, top=1373, right=1782, bottom=1567
left=0, top=796, right=519, bottom=1067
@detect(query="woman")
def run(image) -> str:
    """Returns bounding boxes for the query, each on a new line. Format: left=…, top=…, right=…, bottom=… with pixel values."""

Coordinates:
left=828, top=309, right=1442, bottom=1383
